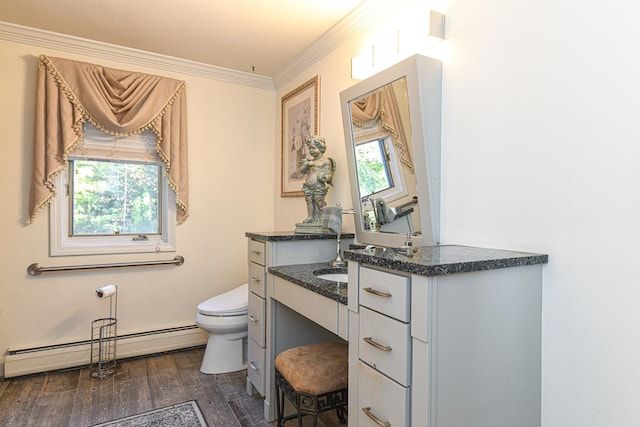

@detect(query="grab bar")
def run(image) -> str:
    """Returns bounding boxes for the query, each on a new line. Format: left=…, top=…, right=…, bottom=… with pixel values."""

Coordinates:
left=27, top=255, right=184, bottom=276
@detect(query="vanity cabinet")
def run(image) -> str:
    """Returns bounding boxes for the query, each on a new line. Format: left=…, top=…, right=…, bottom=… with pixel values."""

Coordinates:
left=345, top=246, right=547, bottom=427
left=245, top=232, right=353, bottom=421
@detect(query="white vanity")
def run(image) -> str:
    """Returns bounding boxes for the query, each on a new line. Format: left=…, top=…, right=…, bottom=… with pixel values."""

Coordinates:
left=245, top=231, right=547, bottom=426
left=344, top=245, right=547, bottom=427
left=245, top=231, right=353, bottom=421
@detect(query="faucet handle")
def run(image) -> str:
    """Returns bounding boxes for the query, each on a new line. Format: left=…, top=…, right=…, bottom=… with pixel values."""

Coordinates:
left=396, top=233, right=414, bottom=256
left=405, top=232, right=413, bottom=247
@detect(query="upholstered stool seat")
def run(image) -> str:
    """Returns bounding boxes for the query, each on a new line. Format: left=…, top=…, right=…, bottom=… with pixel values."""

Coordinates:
left=275, top=342, right=348, bottom=427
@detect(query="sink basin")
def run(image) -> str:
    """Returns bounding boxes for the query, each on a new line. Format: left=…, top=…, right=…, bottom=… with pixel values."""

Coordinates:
left=316, top=273, right=348, bottom=283
left=313, top=268, right=348, bottom=283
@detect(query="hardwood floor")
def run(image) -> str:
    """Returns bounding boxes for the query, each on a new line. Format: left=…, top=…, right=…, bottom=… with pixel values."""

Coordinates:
left=0, top=347, right=268, bottom=426
left=0, top=347, right=345, bottom=427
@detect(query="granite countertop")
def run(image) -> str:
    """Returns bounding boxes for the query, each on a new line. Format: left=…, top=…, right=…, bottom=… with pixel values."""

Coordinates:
left=246, top=231, right=355, bottom=241
left=343, top=245, right=548, bottom=276
left=268, top=262, right=348, bottom=305
left=267, top=245, right=547, bottom=306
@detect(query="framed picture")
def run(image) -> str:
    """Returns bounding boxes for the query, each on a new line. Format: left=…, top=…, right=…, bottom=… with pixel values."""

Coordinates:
left=281, top=75, right=319, bottom=197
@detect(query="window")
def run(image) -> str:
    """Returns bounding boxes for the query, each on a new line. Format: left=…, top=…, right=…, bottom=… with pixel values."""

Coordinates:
left=355, top=138, right=394, bottom=198
left=50, top=124, right=176, bottom=256
left=354, top=136, right=408, bottom=205
left=69, top=159, right=161, bottom=236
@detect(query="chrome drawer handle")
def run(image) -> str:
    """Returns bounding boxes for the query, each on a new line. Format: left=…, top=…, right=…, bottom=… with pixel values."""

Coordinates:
left=362, top=407, right=391, bottom=427
left=249, top=362, right=260, bottom=371
left=250, top=276, right=261, bottom=282
left=363, top=287, right=392, bottom=298
left=363, top=337, right=392, bottom=352
left=248, top=315, right=258, bottom=322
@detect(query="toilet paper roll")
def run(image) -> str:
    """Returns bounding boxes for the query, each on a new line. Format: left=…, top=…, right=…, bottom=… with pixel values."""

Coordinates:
left=96, top=284, right=117, bottom=299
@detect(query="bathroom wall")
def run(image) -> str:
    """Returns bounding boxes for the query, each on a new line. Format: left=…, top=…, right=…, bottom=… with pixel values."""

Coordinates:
left=273, top=0, right=640, bottom=425
left=0, top=39, right=275, bottom=377
left=273, top=41, right=359, bottom=233
left=3, top=0, right=640, bottom=423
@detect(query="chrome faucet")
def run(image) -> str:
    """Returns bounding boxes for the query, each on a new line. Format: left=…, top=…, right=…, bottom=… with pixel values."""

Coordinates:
left=329, top=233, right=347, bottom=268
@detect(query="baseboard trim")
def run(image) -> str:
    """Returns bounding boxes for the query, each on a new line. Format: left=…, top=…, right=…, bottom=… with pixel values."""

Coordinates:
left=4, top=324, right=208, bottom=378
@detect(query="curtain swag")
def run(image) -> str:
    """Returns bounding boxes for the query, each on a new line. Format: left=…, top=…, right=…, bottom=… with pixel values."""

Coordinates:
left=350, top=86, right=413, bottom=170
left=29, top=54, right=189, bottom=224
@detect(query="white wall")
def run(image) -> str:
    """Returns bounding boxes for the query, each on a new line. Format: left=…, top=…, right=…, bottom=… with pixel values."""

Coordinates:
left=274, top=0, right=640, bottom=425
left=0, top=39, right=275, bottom=377
left=442, top=1, right=640, bottom=425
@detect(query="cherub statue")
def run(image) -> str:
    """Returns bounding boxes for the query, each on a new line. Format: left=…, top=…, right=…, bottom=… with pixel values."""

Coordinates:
left=299, top=136, right=335, bottom=224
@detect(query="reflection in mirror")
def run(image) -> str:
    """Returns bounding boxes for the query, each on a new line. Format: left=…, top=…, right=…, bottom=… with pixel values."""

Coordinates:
left=340, top=55, right=442, bottom=249
left=351, top=77, right=417, bottom=236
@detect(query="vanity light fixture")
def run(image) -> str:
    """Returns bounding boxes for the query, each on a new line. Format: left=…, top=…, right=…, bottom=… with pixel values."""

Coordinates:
left=351, top=10, right=446, bottom=80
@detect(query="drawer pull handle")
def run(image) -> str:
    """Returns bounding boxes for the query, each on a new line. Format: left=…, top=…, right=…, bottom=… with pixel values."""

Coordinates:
left=363, top=287, right=392, bottom=298
left=362, top=407, right=391, bottom=427
left=363, top=337, right=392, bottom=352
left=250, top=276, right=261, bottom=283
left=249, top=362, right=260, bottom=371
left=248, top=315, right=258, bottom=322
left=251, top=250, right=262, bottom=255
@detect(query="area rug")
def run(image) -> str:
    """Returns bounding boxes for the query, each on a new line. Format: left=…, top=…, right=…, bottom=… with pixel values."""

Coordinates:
left=91, top=400, right=208, bottom=427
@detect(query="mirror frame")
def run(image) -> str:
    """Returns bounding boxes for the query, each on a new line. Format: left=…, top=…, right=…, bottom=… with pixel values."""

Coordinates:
left=340, top=54, right=443, bottom=248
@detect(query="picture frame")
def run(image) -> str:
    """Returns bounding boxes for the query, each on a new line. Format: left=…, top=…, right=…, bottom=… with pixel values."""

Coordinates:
left=281, top=75, right=319, bottom=197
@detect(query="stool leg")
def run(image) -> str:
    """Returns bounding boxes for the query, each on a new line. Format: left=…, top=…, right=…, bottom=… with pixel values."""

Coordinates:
left=336, top=405, right=347, bottom=424
left=277, top=386, right=284, bottom=427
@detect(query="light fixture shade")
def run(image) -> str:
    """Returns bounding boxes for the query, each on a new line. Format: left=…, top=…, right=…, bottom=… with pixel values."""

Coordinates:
left=429, top=10, right=446, bottom=40
left=351, top=9, right=446, bottom=80
left=351, top=46, right=374, bottom=80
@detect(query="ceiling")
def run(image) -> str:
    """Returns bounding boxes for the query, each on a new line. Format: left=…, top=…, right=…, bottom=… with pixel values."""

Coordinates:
left=0, top=0, right=366, bottom=77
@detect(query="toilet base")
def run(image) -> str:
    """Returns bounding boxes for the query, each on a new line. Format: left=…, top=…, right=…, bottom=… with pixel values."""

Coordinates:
left=200, top=333, right=247, bottom=374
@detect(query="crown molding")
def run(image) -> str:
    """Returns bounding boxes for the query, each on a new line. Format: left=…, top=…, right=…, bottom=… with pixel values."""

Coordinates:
left=0, top=21, right=275, bottom=91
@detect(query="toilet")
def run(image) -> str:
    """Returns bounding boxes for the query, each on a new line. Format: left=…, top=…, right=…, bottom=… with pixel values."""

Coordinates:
left=195, top=283, right=249, bottom=374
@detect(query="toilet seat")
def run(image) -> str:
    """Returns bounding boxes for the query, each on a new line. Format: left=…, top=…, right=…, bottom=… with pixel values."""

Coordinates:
left=198, top=283, right=248, bottom=316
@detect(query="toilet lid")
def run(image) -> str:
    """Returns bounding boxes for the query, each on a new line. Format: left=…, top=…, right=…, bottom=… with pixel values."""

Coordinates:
left=198, top=283, right=248, bottom=315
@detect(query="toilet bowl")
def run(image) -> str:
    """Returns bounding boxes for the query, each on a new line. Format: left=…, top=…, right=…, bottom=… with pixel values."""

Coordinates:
left=196, top=283, right=248, bottom=374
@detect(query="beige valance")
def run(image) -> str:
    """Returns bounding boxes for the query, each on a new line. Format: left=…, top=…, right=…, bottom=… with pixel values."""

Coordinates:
left=351, top=86, right=412, bottom=169
left=29, top=55, right=189, bottom=224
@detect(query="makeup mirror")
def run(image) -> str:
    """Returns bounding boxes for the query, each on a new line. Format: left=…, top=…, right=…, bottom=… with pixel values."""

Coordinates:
left=340, top=54, right=442, bottom=248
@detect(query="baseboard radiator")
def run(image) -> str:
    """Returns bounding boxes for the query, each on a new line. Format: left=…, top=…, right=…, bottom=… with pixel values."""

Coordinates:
left=4, top=324, right=208, bottom=378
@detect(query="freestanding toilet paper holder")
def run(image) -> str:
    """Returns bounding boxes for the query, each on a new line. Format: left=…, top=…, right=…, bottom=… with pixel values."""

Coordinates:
left=90, top=284, right=118, bottom=379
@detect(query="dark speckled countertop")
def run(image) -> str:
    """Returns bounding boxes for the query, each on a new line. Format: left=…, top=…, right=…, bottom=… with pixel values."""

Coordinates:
left=246, top=231, right=355, bottom=241
left=267, top=245, right=547, bottom=307
left=343, top=245, right=548, bottom=276
left=268, top=263, right=348, bottom=305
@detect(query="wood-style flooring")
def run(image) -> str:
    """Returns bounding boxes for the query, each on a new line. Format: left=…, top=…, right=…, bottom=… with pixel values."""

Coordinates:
left=0, top=347, right=344, bottom=427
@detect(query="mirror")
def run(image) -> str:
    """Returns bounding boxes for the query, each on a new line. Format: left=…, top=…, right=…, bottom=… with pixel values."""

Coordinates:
left=340, top=54, right=442, bottom=248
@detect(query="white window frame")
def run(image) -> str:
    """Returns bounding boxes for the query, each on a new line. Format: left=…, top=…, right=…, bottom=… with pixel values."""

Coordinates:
left=355, top=127, right=410, bottom=211
left=49, top=125, right=177, bottom=256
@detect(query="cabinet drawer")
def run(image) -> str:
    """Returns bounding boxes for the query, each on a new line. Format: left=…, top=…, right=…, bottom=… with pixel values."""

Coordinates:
left=359, top=306, right=411, bottom=386
left=272, top=276, right=339, bottom=335
left=247, top=339, right=265, bottom=396
left=359, top=266, right=410, bottom=322
left=358, top=361, right=409, bottom=427
left=249, top=239, right=266, bottom=266
left=248, top=292, right=265, bottom=347
left=249, top=261, right=266, bottom=297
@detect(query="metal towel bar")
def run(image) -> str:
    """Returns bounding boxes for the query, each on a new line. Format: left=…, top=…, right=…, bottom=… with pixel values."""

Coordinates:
left=27, top=255, right=184, bottom=276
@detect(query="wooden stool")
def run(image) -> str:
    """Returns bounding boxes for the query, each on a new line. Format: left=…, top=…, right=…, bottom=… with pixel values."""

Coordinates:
left=275, top=342, right=348, bottom=427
